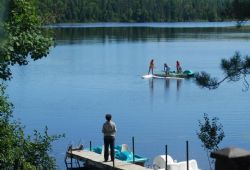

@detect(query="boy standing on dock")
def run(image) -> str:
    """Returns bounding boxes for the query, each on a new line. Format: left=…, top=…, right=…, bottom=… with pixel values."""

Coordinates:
left=102, top=114, right=117, bottom=162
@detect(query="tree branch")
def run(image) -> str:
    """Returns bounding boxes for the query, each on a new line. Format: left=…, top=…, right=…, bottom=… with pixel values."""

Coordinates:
left=195, top=52, right=250, bottom=90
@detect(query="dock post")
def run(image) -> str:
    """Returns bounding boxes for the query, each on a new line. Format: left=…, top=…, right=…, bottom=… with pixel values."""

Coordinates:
left=132, top=136, right=135, bottom=163
left=90, top=141, right=92, bottom=151
left=113, top=143, right=115, bottom=168
left=186, top=141, right=189, bottom=170
left=70, top=145, right=73, bottom=169
left=165, top=145, right=168, bottom=170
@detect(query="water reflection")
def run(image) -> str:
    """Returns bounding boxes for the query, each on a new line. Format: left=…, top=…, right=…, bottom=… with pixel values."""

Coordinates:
left=149, top=78, right=154, bottom=90
left=149, top=78, right=183, bottom=93
left=176, top=79, right=182, bottom=91
left=149, top=78, right=154, bottom=99
left=52, top=26, right=250, bottom=45
left=165, top=79, right=170, bottom=89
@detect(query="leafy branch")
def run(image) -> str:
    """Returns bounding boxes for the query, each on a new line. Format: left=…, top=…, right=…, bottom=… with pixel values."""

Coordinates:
left=0, top=0, right=53, bottom=80
left=195, top=52, right=250, bottom=91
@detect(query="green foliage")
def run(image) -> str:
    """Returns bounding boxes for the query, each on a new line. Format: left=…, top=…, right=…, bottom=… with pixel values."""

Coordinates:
left=197, top=113, right=225, bottom=151
left=35, top=0, right=234, bottom=24
left=24, top=127, right=64, bottom=169
left=0, top=0, right=53, bottom=80
left=232, top=0, right=250, bottom=23
left=0, top=84, right=64, bottom=169
left=195, top=72, right=219, bottom=90
left=0, top=85, right=13, bottom=121
left=197, top=113, right=225, bottom=170
left=195, top=52, right=250, bottom=91
left=221, top=52, right=242, bottom=80
left=0, top=0, right=9, bottom=23
left=0, top=84, right=17, bottom=167
left=0, top=1, right=61, bottom=169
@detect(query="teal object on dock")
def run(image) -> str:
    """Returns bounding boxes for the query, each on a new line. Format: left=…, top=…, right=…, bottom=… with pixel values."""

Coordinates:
left=91, top=144, right=148, bottom=166
left=115, top=145, right=148, bottom=165
left=93, top=146, right=102, bottom=154
left=117, top=151, right=133, bottom=161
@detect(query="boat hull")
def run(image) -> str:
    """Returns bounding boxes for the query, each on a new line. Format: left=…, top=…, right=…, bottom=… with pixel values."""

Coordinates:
left=153, top=70, right=194, bottom=79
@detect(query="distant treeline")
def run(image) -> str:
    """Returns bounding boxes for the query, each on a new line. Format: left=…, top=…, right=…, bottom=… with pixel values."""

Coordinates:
left=36, top=0, right=236, bottom=23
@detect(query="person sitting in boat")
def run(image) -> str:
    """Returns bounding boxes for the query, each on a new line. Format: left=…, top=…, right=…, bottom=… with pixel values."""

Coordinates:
left=148, top=59, right=154, bottom=74
left=176, top=60, right=182, bottom=73
left=163, top=63, right=170, bottom=74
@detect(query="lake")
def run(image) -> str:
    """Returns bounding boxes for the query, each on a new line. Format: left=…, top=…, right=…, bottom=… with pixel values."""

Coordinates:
left=7, top=22, right=250, bottom=170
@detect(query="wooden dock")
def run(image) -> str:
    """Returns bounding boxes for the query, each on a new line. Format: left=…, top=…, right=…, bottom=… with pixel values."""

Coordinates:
left=66, top=149, right=152, bottom=170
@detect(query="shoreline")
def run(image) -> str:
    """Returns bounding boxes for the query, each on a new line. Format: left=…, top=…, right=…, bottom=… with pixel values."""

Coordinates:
left=45, top=21, right=250, bottom=29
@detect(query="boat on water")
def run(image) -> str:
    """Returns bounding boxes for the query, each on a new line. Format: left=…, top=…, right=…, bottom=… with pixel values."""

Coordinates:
left=91, top=144, right=148, bottom=166
left=155, top=70, right=194, bottom=78
left=142, top=70, right=194, bottom=79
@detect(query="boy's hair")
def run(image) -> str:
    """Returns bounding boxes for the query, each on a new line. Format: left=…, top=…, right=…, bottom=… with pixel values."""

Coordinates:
left=105, top=114, right=112, bottom=121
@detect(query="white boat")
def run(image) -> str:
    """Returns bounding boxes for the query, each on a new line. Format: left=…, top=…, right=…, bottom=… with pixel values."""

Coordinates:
left=153, top=155, right=200, bottom=170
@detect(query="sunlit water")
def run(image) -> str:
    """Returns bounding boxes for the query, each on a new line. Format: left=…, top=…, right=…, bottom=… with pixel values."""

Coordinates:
left=7, top=22, right=250, bottom=170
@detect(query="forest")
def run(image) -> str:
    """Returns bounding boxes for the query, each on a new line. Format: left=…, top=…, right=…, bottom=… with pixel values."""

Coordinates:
left=35, top=0, right=239, bottom=24
left=1, top=0, right=248, bottom=24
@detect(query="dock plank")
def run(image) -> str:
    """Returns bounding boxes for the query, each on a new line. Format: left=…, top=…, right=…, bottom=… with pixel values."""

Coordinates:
left=67, top=150, right=152, bottom=170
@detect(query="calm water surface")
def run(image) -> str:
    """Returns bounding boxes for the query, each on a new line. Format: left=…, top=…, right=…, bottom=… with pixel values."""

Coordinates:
left=7, top=22, right=250, bottom=170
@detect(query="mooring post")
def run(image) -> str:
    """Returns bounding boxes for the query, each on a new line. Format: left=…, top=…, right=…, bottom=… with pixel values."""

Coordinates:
left=132, top=136, right=135, bottom=163
left=90, top=141, right=92, bottom=151
left=186, top=140, right=189, bottom=170
left=165, top=145, right=168, bottom=170
left=70, top=145, right=73, bottom=168
left=113, top=142, right=115, bottom=168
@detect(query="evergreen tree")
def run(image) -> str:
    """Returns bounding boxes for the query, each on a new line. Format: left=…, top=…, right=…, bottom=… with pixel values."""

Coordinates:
left=195, top=52, right=250, bottom=91
left=35, top=0, right=238, bottom=23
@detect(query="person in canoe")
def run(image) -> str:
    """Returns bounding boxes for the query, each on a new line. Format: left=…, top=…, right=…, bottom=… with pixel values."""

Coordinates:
left=176, top=60, right=182, bottom=73
left=148, top=59, right=155, bottom=74
left=164, top=63, right=170, bottom=74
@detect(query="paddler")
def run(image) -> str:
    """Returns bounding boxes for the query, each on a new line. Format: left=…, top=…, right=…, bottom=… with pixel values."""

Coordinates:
left=148, top=59, right=154, bottom=74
